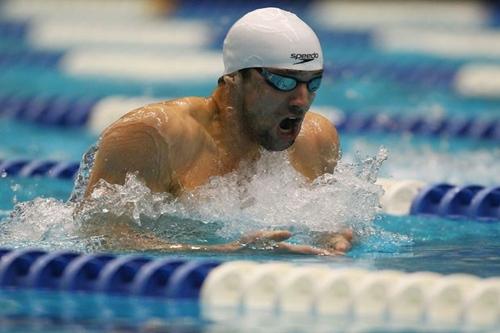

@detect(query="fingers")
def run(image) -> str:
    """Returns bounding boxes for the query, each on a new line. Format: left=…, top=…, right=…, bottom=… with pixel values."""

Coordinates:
left=334, top=229, right=354, bottom=252
left=315, top=229, right=354, bottom=253
left=341, top=229, right=354, bottom=241
left=332, top=238, right=351, bottom=253
left=325, top=233, right=352, bottom=253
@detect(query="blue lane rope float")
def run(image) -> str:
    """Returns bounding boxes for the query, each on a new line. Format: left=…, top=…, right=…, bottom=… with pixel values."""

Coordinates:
left=0, top=21, right=28, bottom=39
left=165, top=261, right=221, bottom=299
left=0, top=93, right=100, bottom=127
left=410, top=184, right=500, bottom=221
left=335, top=113, right=500, bottom=141
left=326, top=62, right=459, bottom=88
left=1, top=93, right=498, bottom=140
left=93, top=255, right=152, bottom=295
left=26, top=251, right=80, bottom=289
left=0, top=49, right=63, bottom=68
left=130, top=258, right=186, bottom=297
left=60, top=254, right=117, bottom=292
left=0, top=249, right=47, bottom=288
left=0, top=159, right=80, bottom=179
left=0, top=249, right=217, bottom=298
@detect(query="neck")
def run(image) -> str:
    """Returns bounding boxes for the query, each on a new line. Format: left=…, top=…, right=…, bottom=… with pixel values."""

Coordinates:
left=210, top=83, right=261, bottom=166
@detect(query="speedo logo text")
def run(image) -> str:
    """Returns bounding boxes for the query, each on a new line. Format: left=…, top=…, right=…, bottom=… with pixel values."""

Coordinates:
left=290, top=53, right=319, bottom=65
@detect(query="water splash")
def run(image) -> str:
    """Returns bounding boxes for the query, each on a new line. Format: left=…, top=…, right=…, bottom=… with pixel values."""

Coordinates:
left=348, top=138, right=500, bottom=185
left=181, top=149, right=387, bottom=239
left=382, top=146, right=500, bottom=185
left=0, top=198, right=88, bottom=251
left=68, top=143, right=99, bottom=203
left=0, top=148, right=390, bottom=251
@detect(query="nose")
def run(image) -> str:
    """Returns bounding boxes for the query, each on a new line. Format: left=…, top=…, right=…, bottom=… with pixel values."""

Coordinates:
left=289, top=83, right=312, bottom=112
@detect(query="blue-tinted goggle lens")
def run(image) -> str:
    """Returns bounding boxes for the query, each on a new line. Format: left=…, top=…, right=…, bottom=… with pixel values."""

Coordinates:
left=258, top=68, right=322, bottom=93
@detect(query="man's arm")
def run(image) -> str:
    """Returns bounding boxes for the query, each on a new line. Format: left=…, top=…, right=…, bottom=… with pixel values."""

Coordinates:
left=85, top=121, right=173, bottom=196
left=77, top=211, right=342, bottom=255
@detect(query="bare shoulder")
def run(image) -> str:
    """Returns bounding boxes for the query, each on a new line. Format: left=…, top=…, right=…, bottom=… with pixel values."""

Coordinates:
left=86, top=97, right=213, bottom=195
left=299, top=111, right=339, bottom=149
left=289, top=111, right=340, bottom=180
left=106, top=97, right=208, bottom=133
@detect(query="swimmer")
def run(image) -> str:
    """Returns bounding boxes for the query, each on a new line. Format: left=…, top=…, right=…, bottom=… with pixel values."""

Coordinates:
left=81, top=8, right=352, bottom=255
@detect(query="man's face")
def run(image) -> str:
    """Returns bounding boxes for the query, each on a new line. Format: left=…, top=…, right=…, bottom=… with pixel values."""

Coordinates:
left=240, top=68, right=323, bottom=151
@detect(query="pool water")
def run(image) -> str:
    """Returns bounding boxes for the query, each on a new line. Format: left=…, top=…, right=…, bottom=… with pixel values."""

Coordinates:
left=0, top=0, right=500, bottom=332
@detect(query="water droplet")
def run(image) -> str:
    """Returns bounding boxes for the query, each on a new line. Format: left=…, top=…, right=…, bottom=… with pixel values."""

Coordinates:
left=10, top=183, right=21, bottom=192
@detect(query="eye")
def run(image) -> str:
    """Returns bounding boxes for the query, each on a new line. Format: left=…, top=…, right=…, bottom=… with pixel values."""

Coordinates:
left=274, top=76, right=296, bottom=91
left=308, top=77, right=322, bottom=92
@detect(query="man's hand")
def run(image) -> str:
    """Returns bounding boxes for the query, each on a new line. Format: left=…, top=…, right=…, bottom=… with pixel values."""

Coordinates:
left=313, top=229, right=354, bottom=253
left=211, top=230, right=350, bottom=256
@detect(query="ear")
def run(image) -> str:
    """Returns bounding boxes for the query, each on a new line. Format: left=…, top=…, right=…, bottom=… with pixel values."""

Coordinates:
left=221, top=72, right=245, bottom=109
left=223, top=72, right=243, bottom=89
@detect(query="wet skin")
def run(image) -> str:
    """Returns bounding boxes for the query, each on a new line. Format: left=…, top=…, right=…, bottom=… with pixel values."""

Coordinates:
left=83, top=68, right=350, bottom=255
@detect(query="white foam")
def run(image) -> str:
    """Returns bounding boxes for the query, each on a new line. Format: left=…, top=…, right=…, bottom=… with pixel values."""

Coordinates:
left=181, top=149, right=385, bottom=239
left=375, top=27, right=500, bottom=58
left=1, top=147, right=387, bottom=252
left=0, top=198, right=87, bottom=251
left=73, top=148, right=386, bottom=246
left=350, top=140, right=500, bottom=186
left=455, top=64, right=500, bottom=98
left=311, top=1, right=489, bottom=30
left=60, top=49, right=223, bottom=81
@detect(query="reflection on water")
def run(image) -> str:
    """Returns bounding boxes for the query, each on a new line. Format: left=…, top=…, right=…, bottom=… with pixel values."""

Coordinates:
left=0, top=288, right=490, bottom=333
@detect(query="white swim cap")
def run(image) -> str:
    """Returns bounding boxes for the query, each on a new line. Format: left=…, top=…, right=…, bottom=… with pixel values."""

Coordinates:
left=222, top=7, right=323, bottom=75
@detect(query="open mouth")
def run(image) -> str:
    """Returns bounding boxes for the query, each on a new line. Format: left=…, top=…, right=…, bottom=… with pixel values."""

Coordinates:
left=279, top=117, right=301, bottom=134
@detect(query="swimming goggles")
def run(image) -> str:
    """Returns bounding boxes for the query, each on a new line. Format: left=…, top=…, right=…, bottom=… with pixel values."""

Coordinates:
left=256, top=68, right=322, bottom=93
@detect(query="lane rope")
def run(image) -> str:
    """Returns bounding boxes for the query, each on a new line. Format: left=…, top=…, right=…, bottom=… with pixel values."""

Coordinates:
left=1, top=93, right=498, bottom=140
left=0, top=248, right=497, bottom=328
